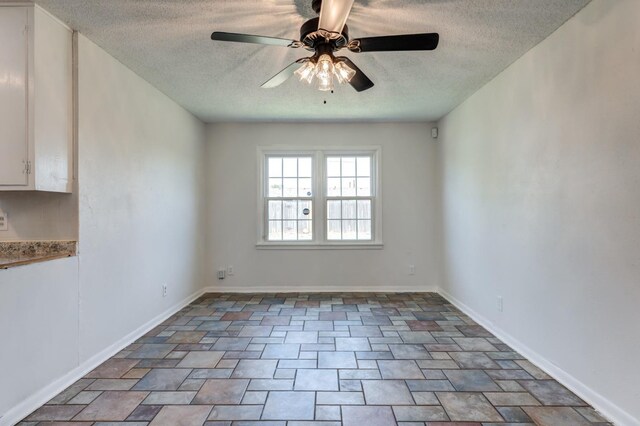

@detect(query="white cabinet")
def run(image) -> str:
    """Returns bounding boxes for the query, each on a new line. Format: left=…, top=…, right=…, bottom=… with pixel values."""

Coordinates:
left=0, top=5, right=72, bottom=193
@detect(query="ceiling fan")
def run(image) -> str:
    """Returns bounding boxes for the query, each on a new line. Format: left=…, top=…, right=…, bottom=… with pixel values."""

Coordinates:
left=211, top=0, right=439, bottom=92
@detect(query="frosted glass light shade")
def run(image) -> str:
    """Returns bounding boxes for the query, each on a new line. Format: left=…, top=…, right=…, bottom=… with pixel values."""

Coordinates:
left=334, top=60, right=356, bottom=84
left=294, top=61, right=315, bottom=84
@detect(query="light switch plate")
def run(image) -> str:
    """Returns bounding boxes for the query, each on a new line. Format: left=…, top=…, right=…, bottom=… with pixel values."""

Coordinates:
left=0, top=212, right=7, bottom=231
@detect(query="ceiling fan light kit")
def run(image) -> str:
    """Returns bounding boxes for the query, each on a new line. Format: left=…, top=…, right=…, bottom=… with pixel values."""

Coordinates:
left=211, top=0, right=439, bottom=93
left=294, top=45, right=357, bottom=92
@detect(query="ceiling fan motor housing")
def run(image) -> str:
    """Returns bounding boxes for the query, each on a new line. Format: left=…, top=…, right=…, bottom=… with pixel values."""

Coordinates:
left=300, top=17, right=349, bottom=52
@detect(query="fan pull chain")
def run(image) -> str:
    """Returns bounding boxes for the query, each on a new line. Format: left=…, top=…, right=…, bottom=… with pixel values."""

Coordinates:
left=323, top=90, right=335, bottom=104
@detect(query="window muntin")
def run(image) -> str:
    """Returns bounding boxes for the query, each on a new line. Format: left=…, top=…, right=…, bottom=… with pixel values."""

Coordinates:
left=266, top=156, right=313, bottom=241
left=325, top=155, right=373, bottom=241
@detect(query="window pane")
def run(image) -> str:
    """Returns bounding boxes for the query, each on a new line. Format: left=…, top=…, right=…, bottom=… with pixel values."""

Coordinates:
left=268, top=200, right=282, bottom=220
left=283, top=158, right=298, bottom=177
left=327, top=220, right=342, bottom=240
left=327, top=177, right=341, bottom=196
left=283, top=220, right=297, bottom=240
left=342, top=220, right=357, bottom=240
left=357, top=156, right=370, bottom=177
left=268, top=221, right=282, bottom=240
left=327, top=200, right=341, bottom=219
left=342, top=157, right=356, bottom=176
left=356, top=177, right=371, bottom=196
left=299, top=200, right=312, bottom=219
left=342, top=200, right=357, bottom=219
left=357, top=220, right=372, bottom=240
left=298, top=220, right=312, bottom=240
left=327, top=157, right=341, bottom=177
left=299, top=157, right=312, bottom=177
left=268, top=157, right=282, bottom=178
left=357, top=200, right=371, bottom=219
left=342, top=177, right=356, bottom=196
left=269, top=178, right=282, bottom=197
left=298, top=178, right=312, bottom=197
left=283, top=178, right=297, bottom=197
left=283, top=200, right=297, bottom=220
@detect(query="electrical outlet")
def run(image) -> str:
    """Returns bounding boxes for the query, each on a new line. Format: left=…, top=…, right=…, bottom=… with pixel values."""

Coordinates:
left=497, top=296, right=503, bottom=312
left=227, top=265, right=234, bottom=276
left=0, top=212, right=7, bottom=231
left=162, top=284, right=168, bottom=297
left=217, top=269, right=226, bottom=280
left=408, top=264, right=415, bottom=275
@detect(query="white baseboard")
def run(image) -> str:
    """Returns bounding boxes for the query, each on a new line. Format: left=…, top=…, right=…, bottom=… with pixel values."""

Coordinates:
left=203, top=285, right=438, bottom=293
left=438, top=288, right=638, bottom=426
left=0, top=288, right=207, bottom=426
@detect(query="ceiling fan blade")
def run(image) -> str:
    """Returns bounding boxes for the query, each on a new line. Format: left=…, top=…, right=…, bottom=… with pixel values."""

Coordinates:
left=349, top=33, right=439, bottom=52
left=261, top=60, right=307, bottom=89
left=211, top=31, right=301, bottom=48
left=318, top=0, right=355, bottom=34
left=337, top=57, right=374, bottom=92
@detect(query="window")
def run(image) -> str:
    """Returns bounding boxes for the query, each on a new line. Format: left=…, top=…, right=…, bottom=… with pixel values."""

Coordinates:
left=258, top=147, right=382, bottom=247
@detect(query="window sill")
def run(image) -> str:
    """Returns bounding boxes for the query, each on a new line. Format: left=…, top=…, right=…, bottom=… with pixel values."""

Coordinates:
left=256, top=242, right=384, bottom=250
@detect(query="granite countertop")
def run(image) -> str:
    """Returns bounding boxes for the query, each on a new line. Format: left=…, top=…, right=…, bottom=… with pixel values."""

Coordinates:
left=0, top=241, right=77, bottom=269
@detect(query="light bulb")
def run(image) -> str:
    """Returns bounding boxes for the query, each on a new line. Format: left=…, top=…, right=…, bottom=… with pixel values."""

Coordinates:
left=334, top=60, right=356, bottom=84
left=315, top=54, right=335, bottom=79
left=294, top=61, right=315, bottom=84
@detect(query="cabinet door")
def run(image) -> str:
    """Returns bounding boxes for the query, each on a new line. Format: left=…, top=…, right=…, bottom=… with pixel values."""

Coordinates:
left=0, top=7, right=29, bottom=186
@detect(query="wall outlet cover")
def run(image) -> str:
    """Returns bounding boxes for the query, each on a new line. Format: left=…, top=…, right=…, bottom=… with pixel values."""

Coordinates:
left=0, top=212, right=7, bottom=231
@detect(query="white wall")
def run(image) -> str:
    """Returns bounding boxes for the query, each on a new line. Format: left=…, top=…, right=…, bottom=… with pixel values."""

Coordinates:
left=437, top=1, right=640, bottom=424
left=76, top=35, right=205, bottom=361
left=205, top=122, right=440, bottom=291
left=0, top=35, right=206, bottom=424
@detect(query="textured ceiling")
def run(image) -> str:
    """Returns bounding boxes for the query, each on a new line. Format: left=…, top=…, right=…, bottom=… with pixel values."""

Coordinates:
left=33, top=0, right=590, bottom=122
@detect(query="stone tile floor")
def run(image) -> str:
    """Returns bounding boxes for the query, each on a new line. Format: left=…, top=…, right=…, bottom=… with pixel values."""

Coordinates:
left=19, top=292, right=612, bottom=425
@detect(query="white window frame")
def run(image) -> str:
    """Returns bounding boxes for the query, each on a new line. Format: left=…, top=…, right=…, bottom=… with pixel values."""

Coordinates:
left=257, top=146, right=383, bottom=249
